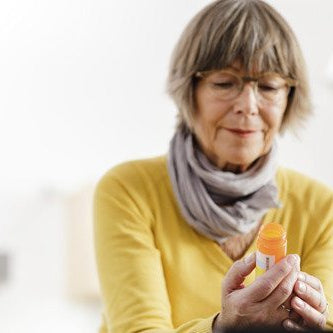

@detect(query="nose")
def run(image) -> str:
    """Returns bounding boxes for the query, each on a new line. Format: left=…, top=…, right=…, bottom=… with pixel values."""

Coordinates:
left=232, top=83, right=259, bottom=116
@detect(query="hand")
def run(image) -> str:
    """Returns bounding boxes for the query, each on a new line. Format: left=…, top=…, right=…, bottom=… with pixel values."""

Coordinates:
left=213, top=253, right=300, bottom=331
left=282, top=271, right=328, bottom=331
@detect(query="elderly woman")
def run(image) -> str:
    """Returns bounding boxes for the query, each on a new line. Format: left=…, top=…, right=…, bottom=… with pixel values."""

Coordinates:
left=94, top=0, right=333, bottom=332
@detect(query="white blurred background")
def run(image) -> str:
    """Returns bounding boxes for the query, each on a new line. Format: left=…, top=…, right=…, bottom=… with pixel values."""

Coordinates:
left=0, top=0, right=332, bottom=332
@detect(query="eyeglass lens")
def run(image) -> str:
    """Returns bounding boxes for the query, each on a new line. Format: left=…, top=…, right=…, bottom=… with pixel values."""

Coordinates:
left=208, top=72, right=289, bottom=102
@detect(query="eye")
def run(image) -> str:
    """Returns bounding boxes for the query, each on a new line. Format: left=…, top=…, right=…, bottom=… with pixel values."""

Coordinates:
left=258, top=84, right=279, bottom=92
left=213, top=80, right=238, bottom=90
left=258, top=75, right=285, bottom=92
left=207, top=71, right=239, bottom=90
left=215, top=82, right=234, bottom=88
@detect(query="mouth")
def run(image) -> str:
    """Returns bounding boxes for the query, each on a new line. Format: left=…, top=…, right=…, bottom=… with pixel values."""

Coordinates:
left=225, top=128, right=258, bottom=138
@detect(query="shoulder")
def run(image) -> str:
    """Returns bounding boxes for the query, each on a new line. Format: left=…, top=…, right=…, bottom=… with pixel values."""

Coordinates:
left=277, top=167, right=333, bottom=212
left=95, top=155, right=168, bottom=197
left=94, top=155, right=169, bottom=224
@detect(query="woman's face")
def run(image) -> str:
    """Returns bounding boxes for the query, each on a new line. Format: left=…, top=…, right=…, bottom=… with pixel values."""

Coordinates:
left=193, top=63, right=289, bottom=172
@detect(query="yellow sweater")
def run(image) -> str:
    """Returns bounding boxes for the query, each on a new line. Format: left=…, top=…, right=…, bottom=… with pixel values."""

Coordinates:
left=94, top=156, right=333, bottom=332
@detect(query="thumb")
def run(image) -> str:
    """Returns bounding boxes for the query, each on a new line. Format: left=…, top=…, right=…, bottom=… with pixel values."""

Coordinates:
left=223, top=252, right=256, bottom=294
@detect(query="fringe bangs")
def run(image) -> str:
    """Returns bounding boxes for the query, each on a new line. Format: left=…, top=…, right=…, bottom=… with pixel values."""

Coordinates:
left=200, top=2, right=292, bottom=77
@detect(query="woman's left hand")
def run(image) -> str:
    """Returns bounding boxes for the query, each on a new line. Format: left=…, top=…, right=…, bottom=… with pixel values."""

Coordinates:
left=282, top=271, right=329, bottom=331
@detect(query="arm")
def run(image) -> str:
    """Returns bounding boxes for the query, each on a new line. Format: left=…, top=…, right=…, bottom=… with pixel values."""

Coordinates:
left=94, top=169, right=216, bottom=333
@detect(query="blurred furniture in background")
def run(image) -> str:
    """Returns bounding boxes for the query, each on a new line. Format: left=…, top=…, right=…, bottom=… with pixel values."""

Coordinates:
left=65, top=184, right=100, bottom=301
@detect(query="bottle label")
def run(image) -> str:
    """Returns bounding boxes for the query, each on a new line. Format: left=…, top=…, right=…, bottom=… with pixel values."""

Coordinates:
left=256, top=250, right=275, bottom=276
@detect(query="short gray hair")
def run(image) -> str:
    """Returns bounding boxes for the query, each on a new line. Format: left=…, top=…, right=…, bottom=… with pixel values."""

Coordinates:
left=167, top=0, right=311, bottom=133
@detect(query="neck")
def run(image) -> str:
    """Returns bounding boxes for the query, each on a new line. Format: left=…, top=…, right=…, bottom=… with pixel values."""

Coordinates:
left=221, top=162, right=249, bottom=174
left=203, top=150, right=256, bottom=174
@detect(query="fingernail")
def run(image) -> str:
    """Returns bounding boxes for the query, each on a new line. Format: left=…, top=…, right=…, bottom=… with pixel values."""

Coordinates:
left=244, top=253, right=254, bottom=265
left=295, top=297, right=304, bottom=308
left=283, top=320, right=294, bottom=331
left=287, top=254, right=297, bottom=265
left=298, top=272, right=305, bottom=281
left=298, top=281, right=306, bottom=293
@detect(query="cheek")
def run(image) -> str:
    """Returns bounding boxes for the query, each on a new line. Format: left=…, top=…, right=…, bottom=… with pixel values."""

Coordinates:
left=263, top=105, right=286, bottom=133
left=261, top=106, right=285, bottom=151
left=193, top=116, right=216, bottom=153
left=194, top=101, right=228, bottom=136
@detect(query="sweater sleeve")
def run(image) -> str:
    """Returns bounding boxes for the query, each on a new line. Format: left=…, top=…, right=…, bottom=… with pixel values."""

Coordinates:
left=300, top=190, right=333, bottom=329
left=93, top=166, right=217, bottom=333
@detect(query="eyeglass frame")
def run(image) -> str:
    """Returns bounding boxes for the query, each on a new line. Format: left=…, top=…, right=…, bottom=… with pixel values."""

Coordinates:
left=194, top=69, right=298, bottom=102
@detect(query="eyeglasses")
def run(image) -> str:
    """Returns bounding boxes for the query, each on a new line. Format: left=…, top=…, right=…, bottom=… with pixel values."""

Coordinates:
left=195, top=69, right=297, bottom=103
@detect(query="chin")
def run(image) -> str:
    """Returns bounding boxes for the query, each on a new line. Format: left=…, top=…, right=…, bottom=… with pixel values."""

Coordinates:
left=230, top=156, right=257, bottom=167
left=219, top=147, right=263, bottom=169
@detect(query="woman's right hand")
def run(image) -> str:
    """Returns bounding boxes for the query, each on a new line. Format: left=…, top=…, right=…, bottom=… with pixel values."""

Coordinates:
left=213, top=253, right=301, bottom=331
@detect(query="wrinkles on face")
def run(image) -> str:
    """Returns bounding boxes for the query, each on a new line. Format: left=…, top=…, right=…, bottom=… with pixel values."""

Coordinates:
left=193, top=68, right=288, bottom=172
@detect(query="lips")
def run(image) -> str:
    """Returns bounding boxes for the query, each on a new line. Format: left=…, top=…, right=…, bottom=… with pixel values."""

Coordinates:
left=225, top=128, right=258, bottom=137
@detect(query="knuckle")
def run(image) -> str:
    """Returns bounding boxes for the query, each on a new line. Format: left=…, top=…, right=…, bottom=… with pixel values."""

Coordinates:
left=237, top=299, right=247, bottom=313
left=233, top=259, right=243, bottom=270
left=317, top=279, right=324, bottom=292
left=302, top=300, right=309, bottom=311
left=317, top=314, right=326, bottom=328
left=317, top=296, right=323, bottom=310
left=301, top=271, right=308, bottom=281
left=277, top=264, right=290, bottom=276
left=312, top=276, right=321, bottom=289
left=299, top=281, right=307, bottom=294
left=260, top=279, right=276, bottom=293
left=225, top=261, right=241, bottom=281
left=279, top=283, right=292, bottom=298
left=237, top=299, right=253, bottom=315
left=313, top=276, right=320, bottom=285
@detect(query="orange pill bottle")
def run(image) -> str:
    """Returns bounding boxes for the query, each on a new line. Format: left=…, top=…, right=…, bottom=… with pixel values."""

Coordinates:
left=256, top=223, right=287, bottom=277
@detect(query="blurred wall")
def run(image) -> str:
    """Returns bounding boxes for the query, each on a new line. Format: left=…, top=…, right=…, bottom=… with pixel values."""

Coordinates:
left=0, top=1, right=332, bottom=332
left=0, top=0, right=333, bottom=194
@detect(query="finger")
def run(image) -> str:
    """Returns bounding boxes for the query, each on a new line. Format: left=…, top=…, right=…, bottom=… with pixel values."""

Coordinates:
left=289, top=309, right=303, bottom=324
left=266, top=265, right=298, bottom=308
left=282, top=318, right=307, bottom=331
left=245, top=254, right=298, bottom=302
left=298, top=272, right=323, bottom=292
left=291, top=254, right=301, bottom=272
left=223, top=252, right=256, bottom=294
left=291, top=296, right=326, bottom=329
left=294, top=280, right=327, bottom=314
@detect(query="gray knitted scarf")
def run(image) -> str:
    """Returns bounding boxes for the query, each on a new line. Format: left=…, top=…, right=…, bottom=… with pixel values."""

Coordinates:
left=167, top=127, right=281, bottom=245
